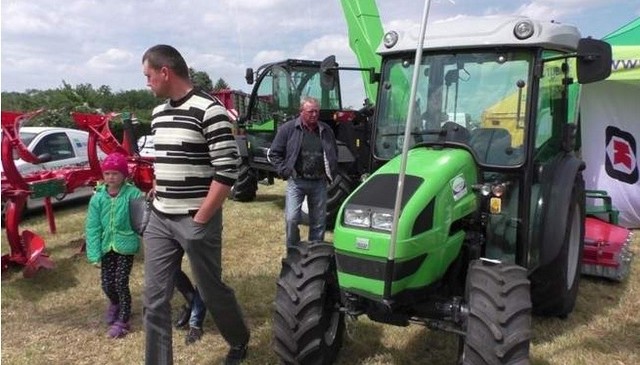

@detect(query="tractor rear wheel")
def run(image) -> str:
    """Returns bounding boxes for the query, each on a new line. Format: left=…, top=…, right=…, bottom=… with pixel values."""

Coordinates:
left=273, top=242, right=345, bottom=365
left=230, top=163, right=257, bottom=202
left=530, top=174, right=585, bottom=317
left=462, top=260, right=531, bottom=365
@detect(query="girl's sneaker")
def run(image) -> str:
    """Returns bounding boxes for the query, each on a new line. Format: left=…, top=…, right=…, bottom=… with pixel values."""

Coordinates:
left=107, top=321, right=130, bottom=339
left=105, top=303, right=120, bottom=325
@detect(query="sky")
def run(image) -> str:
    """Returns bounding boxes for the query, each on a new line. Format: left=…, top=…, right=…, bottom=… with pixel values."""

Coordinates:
left=1, top=0, right=638, bottom=108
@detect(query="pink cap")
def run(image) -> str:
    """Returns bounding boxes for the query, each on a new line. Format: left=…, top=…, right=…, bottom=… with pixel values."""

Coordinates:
left=101, top=153, right=129, bottom=177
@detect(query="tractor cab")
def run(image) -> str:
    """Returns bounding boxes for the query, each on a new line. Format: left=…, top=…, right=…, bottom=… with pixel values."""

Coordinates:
left=364, top=19, right=611, bottom=270
left=241, top=59, right=343, bottom=131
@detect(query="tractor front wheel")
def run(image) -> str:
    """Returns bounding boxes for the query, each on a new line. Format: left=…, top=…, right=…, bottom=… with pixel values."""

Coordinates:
left=273, top=242, right=345, bottom=365
left=462, top=260, right=531, bottom=365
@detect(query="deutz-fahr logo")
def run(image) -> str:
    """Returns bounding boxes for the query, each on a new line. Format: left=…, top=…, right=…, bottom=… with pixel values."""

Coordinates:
left=605, top=126, right=638, bottom=184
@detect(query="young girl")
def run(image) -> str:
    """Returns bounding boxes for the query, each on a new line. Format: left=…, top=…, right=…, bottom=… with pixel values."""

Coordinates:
left=85, top=152, right=142, bottom=338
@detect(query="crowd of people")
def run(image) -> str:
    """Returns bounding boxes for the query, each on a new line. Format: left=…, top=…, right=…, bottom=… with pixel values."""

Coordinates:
left=84, top=44, right=338, bottom=365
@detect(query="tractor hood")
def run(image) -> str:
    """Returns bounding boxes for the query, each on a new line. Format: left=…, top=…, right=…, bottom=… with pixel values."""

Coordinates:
left=333, top=147, right=478, bottom=298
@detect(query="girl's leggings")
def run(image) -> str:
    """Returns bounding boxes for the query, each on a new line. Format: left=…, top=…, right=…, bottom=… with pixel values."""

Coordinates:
left=101, top=250, right=135, bottom=323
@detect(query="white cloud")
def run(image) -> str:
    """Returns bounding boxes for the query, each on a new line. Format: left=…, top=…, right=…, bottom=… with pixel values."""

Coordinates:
left=1, top=0, right=635, bottom=93
left=515, top=3, right=562, bottom=20
left=87, top=49, right=135, bottom=70
left=253, top=50, right=287, bottom=66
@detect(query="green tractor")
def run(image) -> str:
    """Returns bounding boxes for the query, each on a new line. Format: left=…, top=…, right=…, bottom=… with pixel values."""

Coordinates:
left=272, top=15, right=611, bottom=364
left=230, top=58, right=375, bottom=225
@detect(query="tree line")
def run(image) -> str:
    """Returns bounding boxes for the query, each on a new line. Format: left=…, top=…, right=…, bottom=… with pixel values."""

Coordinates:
left=1, top=68, right=230, bottom=140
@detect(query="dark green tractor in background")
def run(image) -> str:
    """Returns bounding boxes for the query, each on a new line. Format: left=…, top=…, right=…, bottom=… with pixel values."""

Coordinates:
left=230, top=58, right=374, bottom=226
left=272, top=15, right=612, bottom=365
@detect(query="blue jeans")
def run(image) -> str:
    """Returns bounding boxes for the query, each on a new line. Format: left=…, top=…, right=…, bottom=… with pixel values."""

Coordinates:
left=285, top=178, right=327, bottom=247
left=189, top=288, right=206, bottom=328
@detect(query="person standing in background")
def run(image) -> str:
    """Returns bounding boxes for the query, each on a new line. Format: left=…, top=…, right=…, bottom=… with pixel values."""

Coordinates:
left=174, top=269, right=207, bottom=344
left=141, top=44, right=250, bottom=365
left=269, top=97, right=338, bottom=247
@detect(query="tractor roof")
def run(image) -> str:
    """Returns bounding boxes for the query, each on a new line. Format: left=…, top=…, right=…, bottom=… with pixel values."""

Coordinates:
left=379, top=16, right=581, bottom=55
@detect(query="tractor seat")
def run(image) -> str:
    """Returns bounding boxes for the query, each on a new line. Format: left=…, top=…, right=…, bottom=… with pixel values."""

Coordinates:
left=469, top=128, right=513, bottom=165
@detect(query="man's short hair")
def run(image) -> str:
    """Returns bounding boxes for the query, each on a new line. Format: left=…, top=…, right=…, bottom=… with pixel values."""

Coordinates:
left=142, top=44, right=190, bottom=79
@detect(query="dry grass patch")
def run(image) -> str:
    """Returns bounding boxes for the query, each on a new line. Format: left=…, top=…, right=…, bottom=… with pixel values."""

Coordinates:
left=2, top=181, right=639, bottom=364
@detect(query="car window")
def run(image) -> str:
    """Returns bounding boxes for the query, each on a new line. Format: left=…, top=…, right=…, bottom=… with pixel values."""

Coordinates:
left=8, top=132, right=39, bottom=160
left=20, top=132, right=38, bottom=146
left=32, top=132, right=76, bottom=161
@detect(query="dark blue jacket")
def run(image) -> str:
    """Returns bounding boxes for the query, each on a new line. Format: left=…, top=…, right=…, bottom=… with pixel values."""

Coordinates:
left=269, top=116, right=338, bottom=181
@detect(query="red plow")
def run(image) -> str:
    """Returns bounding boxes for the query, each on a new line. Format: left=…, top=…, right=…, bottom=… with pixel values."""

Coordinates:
left=582, top=216, right=634, bottom=281
left=1, top=111, right=153, bottom=277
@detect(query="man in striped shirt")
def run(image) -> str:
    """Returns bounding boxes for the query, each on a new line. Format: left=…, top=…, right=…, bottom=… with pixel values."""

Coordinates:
left=141, top=44, right=249, bottom=365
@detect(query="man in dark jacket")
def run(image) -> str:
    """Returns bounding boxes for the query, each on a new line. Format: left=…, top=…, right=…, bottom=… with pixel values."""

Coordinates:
left=269, top=97, right=338, bottom=247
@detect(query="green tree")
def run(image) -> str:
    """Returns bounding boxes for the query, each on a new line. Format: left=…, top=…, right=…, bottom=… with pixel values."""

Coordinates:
left=213, top=78, right=229, bottom=91
left=189, top=67, right=213, bottom=92
left=1, top=83, right=161, bottom=139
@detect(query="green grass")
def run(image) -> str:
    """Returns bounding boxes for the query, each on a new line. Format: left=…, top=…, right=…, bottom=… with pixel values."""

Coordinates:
left=1, top=181, right=639, bottom=365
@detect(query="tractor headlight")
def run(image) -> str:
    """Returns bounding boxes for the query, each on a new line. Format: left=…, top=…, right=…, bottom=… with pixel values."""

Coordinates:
left=344, top=207, right=394, bottom=232
left=371, top=212, right=393, bottom=231
left=344, top=208, right=371, bottom=228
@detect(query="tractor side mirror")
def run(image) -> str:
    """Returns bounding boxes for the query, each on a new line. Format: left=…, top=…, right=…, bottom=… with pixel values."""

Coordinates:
left=320, top=55, right=338, bottom=90
left=576, top=38, right=612, bottom=84
left=445, top=69, right=459, bottom=86
left=245, top=68, right=254, bottom=85
left=37, top=153, right=52, bottom=164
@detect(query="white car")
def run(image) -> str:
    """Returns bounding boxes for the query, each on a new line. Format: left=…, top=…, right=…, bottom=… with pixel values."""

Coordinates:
left=1, top=126, right=105, bottom=215
left=137, top=135, right=155, bottom=157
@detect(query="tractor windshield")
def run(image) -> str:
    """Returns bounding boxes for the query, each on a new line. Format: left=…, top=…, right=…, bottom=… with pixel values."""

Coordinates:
left=250, top=63, right=342, bottom=125
left=374, top=51, right=531, bottom=166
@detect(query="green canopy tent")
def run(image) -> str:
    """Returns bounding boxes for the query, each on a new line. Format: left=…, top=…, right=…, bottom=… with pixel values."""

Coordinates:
left=581, top=17, right=640, bottom=228
left=605, top=17, right=640, bottom=82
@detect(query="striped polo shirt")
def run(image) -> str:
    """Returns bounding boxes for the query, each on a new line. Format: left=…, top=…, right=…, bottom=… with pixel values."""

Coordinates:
left=151, top=89, right=240, bottom=215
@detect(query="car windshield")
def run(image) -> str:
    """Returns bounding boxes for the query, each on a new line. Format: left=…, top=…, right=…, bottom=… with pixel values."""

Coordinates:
left=374, top=51, right=531, bottom=166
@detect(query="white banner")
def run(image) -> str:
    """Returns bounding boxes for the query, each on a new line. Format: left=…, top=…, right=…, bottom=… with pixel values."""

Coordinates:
left=581, top=81, right=640, bottom=228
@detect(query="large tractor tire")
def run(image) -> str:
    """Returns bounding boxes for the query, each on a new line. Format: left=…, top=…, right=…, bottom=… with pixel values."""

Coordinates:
left=530, top=174, right=585, bottom=318
left=301, top=170, right=354, bottom=229
left=463, top=260, right=531, bottom=365
left=230, top=163, right=258, bottom=202
left=273, top=242, right=345, bottom=365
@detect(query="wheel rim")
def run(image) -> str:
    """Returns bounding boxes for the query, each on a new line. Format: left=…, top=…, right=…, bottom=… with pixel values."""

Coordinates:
left=323, top=279, right=341, bottom=345
left=566, top=202, right=581, bottom=289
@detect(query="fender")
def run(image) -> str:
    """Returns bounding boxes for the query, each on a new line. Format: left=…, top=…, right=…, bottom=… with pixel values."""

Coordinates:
left=337, top=140, right=355, bottom=164
left=537, top=155, right=585, bottom=266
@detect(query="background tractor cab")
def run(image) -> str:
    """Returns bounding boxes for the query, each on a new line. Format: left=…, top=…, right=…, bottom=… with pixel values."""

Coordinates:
left=273, top=14, right=611, bottom=365
left=230, top=57, right=375, bottom=225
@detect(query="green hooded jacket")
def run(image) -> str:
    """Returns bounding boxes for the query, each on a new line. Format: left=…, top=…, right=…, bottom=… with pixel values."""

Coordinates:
left=85, top=182, right=143, bottom=263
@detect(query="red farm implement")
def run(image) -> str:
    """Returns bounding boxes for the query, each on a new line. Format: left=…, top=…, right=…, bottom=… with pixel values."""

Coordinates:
left=1, top=111, right=153, bottom=277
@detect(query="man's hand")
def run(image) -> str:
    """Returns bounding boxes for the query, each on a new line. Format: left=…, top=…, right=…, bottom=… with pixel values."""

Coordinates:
left=146, top=188, right=156, bottom=201
left=192, top=181, right=231, bottom=224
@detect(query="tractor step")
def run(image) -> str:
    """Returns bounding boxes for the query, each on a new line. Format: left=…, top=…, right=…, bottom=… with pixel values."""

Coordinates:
left=581, top=217, right=634, bottom=281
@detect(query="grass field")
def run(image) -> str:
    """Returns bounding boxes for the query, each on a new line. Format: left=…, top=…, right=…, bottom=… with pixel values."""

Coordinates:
left=1, top=181, right=639, bottom=365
